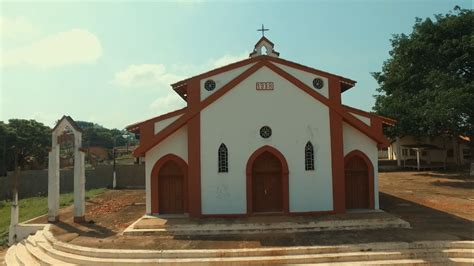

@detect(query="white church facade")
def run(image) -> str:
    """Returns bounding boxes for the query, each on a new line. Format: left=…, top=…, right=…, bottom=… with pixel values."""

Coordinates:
left=127, top=37, right=393, bottom=217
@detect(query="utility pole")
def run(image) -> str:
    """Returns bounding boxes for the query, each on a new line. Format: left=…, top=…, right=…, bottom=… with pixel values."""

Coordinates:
left=9, top=149, right=20, bottom=245
left=112, top=137, right=116, bottom=189
left=1, top=136, right=6, bottom=177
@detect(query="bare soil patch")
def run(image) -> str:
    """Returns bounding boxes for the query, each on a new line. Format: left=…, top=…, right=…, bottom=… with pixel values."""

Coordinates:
left=379, top=170, right=473, bottom=221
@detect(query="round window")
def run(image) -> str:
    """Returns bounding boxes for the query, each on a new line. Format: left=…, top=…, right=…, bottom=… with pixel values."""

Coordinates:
left=312, top=78, right=324, bottom=89
left=259, top=126, right=272, bottom=139
left=204, top=79, right=216, bottom=91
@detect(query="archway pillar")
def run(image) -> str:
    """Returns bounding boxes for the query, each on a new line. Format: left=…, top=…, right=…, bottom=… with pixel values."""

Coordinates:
left=73, top=138, right=86, bottom=222
left=47, top=116, right=85, bottom=223
left=48, top=142, right=60, bottom=222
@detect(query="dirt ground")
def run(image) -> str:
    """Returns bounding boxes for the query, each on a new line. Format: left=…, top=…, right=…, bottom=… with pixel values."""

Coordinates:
left=6, top=170, right=472, bottom=251
left=379, top=170, right=473, bottom=221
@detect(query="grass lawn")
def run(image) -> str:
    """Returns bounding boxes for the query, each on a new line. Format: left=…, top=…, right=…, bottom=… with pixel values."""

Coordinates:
left=0, top=188, right=106, bottom=246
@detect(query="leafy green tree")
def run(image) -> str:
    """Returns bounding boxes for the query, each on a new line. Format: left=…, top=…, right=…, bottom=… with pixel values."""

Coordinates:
left=373, top=6, right=474, bottom=162
left=0, top=119, right=51, bottom=173
left=76, top=121, right=129, bottom=148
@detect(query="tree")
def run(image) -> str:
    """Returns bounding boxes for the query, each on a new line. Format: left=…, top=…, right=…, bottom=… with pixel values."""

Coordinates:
left=75, top=121, right=129, bottom=148
left=372, top=7, right=474, bottom=165
left=0, top=119, right=51, bottom=173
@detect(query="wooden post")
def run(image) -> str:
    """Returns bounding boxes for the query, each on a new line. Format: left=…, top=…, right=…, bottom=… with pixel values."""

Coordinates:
left=416, top=149, right=421, bottom=171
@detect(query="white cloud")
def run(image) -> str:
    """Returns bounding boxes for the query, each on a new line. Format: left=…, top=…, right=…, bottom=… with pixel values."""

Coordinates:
left=1, top=29, right=102, bottom=68
left=113, top=64, right=184, bottom=88
left=209, top=51, right=249, bottom=68
left=114, top=51, right=248, bottom=115
left=169, top=51, right=250, bottom=77
left=149, top=92, right=186, bottom=114
left=0, top=16, right=40, bottom=42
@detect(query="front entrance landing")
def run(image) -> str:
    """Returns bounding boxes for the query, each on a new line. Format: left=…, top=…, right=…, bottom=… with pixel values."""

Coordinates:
left=123, top=211, right=410, bottom=236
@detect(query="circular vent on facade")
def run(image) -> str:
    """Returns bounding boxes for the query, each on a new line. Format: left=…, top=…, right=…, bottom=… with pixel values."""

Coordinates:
left=312, top=78, right=324, bottom=89
left=204, top=79, right=216, bottom=91
left=259, top=126, right=272, bottom=139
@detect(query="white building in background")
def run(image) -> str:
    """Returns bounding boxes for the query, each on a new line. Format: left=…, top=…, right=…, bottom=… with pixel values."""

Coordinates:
left=383, top=135, right=471, bottom=169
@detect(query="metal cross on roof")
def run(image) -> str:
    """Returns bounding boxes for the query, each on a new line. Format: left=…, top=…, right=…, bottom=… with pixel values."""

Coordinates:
left=257, top=24, right=269, bottom=37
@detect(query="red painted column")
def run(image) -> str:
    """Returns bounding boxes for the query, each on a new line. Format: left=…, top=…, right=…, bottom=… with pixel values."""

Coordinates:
left=328, top=77, right=346, bottom=213
left=186, top=79, right=202, bottom=217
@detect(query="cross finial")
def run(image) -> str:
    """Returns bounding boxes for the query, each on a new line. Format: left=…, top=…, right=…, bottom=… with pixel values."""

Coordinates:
left=257, top=24, right=269, bottom=37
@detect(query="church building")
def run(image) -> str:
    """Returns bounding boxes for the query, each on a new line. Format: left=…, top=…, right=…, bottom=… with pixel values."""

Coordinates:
left=127, top=37, right=394, bottom=218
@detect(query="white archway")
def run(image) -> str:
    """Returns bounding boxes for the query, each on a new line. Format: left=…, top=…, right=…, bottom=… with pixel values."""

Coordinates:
left=48, top=116, right=85, bottom=223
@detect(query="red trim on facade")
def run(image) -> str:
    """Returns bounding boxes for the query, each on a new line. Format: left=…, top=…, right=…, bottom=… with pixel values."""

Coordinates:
left=150, top=154, right=189, bottom=214
left=342, top=105, right=396, bottom=126
left=289, top=210, right=335, bottom=216
left=328, top=77, right=345, bottom=213
left=344, top=150, right=375, bottom=209
left=246, top=145, right=289, bottom=215
left=133, top=60, right=389, bottom=156
left=200, top=214, right=248, bottom=218
left=201, top=211, right=335, bottom=218
left=171, top=57, right=263, bottom=99
left=186, top=78, right=202, bottom=218
left=171, top=55, right=356, bottom=100
left=266, top=57, right=356, bottom=92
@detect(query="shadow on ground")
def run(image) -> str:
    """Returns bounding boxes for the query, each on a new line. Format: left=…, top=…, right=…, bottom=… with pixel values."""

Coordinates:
left=413, top=171, right=472, bottom=180
left=53, top=220, right=116, bottom=239
left=379, top=192, right=473, bottom=240
left=430, top=180, right=474, bottom=189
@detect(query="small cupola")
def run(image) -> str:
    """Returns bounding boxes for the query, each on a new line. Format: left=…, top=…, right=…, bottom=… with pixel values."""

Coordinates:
left=249, top=25, right=279, bottom=58
left=249, top=36, right=280, bottom=58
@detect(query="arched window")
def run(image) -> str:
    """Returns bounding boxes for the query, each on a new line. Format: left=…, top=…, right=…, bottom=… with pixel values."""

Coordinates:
left=305, top=141, right=315, bottom=171
left=218, top=143, right=228, bottom=173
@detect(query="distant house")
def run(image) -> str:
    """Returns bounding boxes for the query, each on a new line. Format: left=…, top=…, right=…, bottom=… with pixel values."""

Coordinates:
left=380, top=135, right=471, bottom=170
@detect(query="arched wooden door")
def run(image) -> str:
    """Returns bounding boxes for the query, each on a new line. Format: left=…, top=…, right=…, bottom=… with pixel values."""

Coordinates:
left=158, top=160, right=186, bottom=214
left=252, top=151, right=283, bottom=213
left=345, top=155, right=369, bottom=209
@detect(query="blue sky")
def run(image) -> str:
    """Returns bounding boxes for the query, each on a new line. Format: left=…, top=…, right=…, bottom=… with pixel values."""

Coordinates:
left=1, top=0, right=470, bottom=129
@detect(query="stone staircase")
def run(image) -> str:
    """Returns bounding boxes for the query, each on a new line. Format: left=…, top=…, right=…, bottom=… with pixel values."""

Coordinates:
left=5, top=228, right=474, bottom=265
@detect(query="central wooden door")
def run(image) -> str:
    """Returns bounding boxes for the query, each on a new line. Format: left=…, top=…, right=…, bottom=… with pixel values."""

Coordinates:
left=159, top=160, right=185, bottom=214
left=345, top=156, right=369, bottom=209
left=252, top=151, right=283, bottom=213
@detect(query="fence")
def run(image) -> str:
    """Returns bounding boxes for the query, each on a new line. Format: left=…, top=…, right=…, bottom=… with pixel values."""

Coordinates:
left=0, top=164, right=145, bottom=201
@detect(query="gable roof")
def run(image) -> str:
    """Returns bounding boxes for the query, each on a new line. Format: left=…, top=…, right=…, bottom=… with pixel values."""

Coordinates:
left=342, top=105, right=397, bottom=126
left=52, top=115, right=83, bottom=133
left=171, top=55, right=356, bottom=101
left=126, top=107, right=187, bottom=133
left=132, top=59, right=388, bottom=156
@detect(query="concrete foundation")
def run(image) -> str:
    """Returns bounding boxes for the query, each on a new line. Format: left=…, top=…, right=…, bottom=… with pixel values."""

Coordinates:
left=123, top=211, right=410, bottom=236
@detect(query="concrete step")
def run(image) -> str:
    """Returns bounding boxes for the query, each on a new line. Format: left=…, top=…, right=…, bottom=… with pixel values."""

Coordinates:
left=23, top=236, right=74, bottom=266
left=14, top=241, right=39, bottom=266
left=313, top=258, right=471, bottom=265
left=444, top=249, right=474, bottom=258
left=451, top=258, right=474, bottom=265
left=43, top=229, right=474, bottom=261
left=28, top=240, right=471, bottom=266
left=6, top=229, right=474, bottom=266
left=4, top=246, right=19, bottom=266
left=127, top=218, right=410, bottom=236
